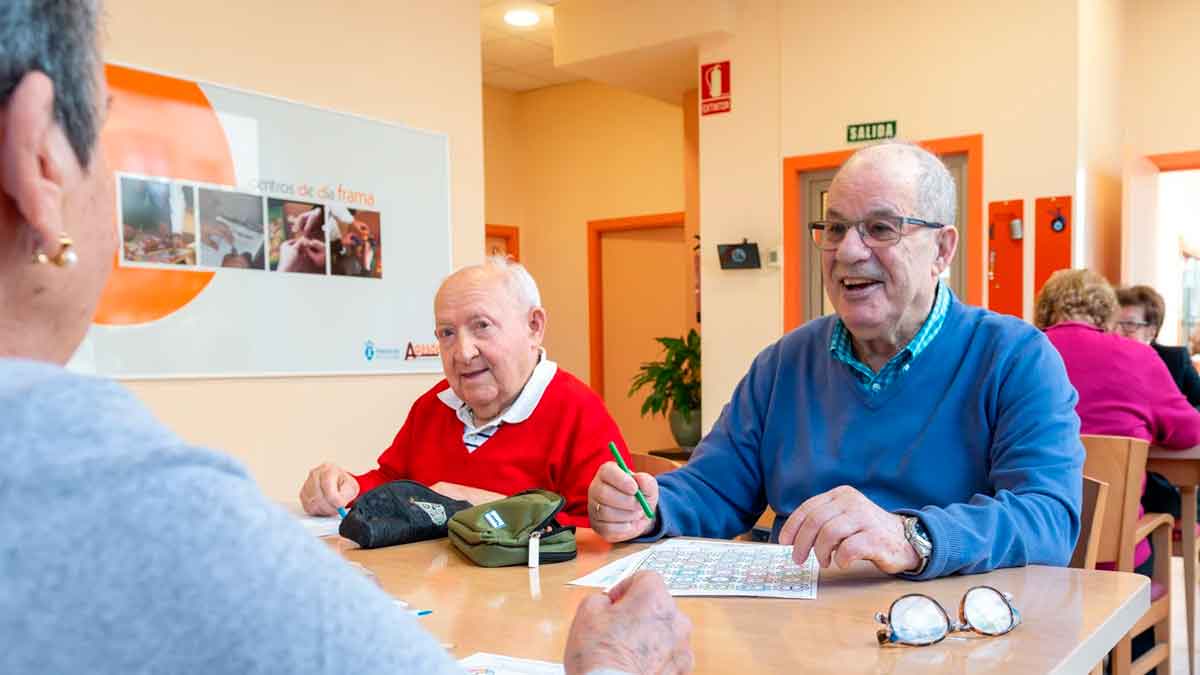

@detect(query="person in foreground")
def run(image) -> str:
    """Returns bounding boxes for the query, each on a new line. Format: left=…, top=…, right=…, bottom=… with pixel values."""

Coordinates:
left=1115, top=284, right=1200, bottom=409
left=0, top=2, right=690, bottom=673
left=300, top=256, right=632, bottom=527
left=589, top=141, right=1085, bottom=579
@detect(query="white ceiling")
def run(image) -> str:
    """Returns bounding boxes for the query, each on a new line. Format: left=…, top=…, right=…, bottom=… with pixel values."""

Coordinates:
left=480, top=0, right=582, bottom=92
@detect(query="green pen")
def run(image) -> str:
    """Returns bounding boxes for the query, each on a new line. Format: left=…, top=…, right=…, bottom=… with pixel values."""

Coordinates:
left=608, top=441, right=655, bottom=520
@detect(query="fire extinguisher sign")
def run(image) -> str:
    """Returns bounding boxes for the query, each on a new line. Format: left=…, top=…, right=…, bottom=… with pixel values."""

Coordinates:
left=700, top=61, right=731, bottom=116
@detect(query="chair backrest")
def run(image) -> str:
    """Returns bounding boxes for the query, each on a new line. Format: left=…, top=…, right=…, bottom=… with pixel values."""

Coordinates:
left=1069, top=475, right=1109, bottom=570
left=630, top=453, right=680, bottom=476
left=1080, top=434, right=1150, bottom=571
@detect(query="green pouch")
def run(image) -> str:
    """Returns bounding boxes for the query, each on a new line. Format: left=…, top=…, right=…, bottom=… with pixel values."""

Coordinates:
left=447, top=489, right=577, bottom=567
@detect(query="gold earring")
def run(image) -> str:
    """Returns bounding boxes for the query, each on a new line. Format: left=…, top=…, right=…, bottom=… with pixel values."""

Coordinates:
left=51, top=234, right=78, bottom=267
left=32, top=233, right=77, bottom=267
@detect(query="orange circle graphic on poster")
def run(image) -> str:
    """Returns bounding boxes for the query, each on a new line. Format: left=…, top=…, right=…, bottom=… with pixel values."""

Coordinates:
left=93, top=64, right=235, bottom=325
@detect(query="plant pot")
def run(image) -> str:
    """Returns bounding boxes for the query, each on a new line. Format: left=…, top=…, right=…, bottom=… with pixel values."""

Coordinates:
left=669, top=408, right=702, bottom=449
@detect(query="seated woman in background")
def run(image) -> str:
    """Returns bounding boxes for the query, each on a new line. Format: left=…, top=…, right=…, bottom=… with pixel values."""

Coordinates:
left=1116, top=284, right=1200, bottom=409
left=1035, top=269, right=1200, bottom=570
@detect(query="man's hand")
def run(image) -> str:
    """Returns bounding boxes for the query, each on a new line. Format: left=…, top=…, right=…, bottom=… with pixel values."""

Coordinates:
left=299, top=463, right=360, bottom=516
left=564, top=571, right=693, bottom=675
left=777, top=485, right=920, bottom=574
left=430, top=481, right=505, bottom=505
left=587, top=462, right=659, bottom=542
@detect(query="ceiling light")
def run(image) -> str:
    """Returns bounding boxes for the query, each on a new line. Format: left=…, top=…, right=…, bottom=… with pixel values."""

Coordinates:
left=503, top=8, right=540, bottom=27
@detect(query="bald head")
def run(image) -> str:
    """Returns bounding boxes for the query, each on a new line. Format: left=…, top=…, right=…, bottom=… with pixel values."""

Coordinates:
left=436, top=256, right=541, bottom=315
left=820, top=140, right=959, bottom=358
left=833, top=141, right=957, bottom=227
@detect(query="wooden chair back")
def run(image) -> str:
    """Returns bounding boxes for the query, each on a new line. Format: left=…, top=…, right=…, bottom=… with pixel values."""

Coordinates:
left=1069, top=475, right=1109, bottom=570
left=1080, top=434, right=1149, bottom=572
left=630, top=453, right=680, bottom=476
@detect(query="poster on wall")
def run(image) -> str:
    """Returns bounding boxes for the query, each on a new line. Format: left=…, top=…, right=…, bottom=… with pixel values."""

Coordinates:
left=69, top=64, right=451, bottom=379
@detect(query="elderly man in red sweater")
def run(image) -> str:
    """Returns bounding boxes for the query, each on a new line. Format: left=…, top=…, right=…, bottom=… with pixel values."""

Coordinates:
left=300, top=257, right=631, bottom=526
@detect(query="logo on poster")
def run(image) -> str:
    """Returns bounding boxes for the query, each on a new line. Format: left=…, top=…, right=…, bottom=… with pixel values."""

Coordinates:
left=405, top=341, right=440, bottom=360
left=363, top=340, right=403, bottom=361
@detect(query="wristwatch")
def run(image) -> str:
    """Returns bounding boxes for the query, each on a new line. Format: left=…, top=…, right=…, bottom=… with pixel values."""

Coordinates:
left=901, top=515, right=932, bottom=575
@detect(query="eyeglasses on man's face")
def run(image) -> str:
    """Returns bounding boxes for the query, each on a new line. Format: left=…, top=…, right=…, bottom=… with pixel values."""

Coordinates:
left=809, top=215, right=946, bottom=251
left=875, top=585, right=1021, bottom=647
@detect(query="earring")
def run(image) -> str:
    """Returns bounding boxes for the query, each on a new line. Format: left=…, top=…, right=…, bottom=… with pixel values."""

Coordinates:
left=32, top=233, right=77, bottom=267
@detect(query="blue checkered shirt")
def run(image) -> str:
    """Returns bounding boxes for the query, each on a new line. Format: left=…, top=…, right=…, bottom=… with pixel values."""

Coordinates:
left=830, top=281, right=950, bottom=394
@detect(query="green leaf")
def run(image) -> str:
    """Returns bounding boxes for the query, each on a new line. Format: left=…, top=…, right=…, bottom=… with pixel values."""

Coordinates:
left=627, top=329, right=702, bottom=419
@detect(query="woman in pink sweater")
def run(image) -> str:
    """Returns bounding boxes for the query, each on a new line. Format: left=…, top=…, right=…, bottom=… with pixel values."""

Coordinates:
left=1036, top=269, right=1200, bottom=569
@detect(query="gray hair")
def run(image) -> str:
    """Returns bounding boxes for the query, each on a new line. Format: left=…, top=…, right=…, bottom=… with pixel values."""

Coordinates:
left=481, top=255, right=542, bottom=311
left=0, top=0, right=101, bottom=166
left=844, top=140, right=957, bottom=226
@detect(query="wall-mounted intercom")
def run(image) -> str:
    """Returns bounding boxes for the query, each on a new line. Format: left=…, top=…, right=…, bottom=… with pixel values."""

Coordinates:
left=717, top=239, right=761, bottom=269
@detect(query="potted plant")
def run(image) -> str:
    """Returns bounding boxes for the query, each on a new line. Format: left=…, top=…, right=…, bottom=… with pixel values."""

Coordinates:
left=628, top=329, right=702, bottom=449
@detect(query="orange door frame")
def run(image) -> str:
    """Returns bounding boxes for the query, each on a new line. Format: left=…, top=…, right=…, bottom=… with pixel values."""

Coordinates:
left=587, top=212, right=686, bottom=395
left=1148, top=150, right=1200, bottom=172
left=485, top=224, right=520, bottom=261
left=781, top=134, right=984, bottom=331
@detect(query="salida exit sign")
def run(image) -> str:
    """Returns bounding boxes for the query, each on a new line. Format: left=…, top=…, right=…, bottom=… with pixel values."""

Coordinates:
left=847, top=120, right=897, bottom=143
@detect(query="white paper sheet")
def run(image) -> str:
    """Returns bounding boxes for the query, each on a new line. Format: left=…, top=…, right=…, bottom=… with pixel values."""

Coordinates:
left=296, top=515, right=342, bottom=538
left=610, top=539, right=819, bottom=599
left=459, top=653, right=564, bottom=675
left=278, top=502, right=342, bottom=538
left=566, top=549, right=652, bottom=589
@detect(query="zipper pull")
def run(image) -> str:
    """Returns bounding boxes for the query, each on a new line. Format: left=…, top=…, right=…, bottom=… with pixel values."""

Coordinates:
left=528, top=530, right=541, bottom=568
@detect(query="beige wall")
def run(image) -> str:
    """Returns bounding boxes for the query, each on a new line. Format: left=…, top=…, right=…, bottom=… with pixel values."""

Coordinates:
left=1123, top=0, right=1200, bottom=157
left=698, top=0, right=1082, bottom=427
left=483, top=87, right=526, bottom=229
left=106, top=0, right=484, bottom=500
left=483, top=81, right=685, bottom=381
left=1077, top=0, right=1124, bottom=283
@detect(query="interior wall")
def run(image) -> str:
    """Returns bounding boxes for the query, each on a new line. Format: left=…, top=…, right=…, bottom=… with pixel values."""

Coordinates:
left=1122, top=0, right=1200, bottom=157
left=507, top=81, right=685, bottom=382
left=1076, top=0, right=1124, bottom=283
left=483, top=86, right=526, bottom=229
left=697, top=0, right=1080, bottom=427
left=106, top=0, right=484, bottom=501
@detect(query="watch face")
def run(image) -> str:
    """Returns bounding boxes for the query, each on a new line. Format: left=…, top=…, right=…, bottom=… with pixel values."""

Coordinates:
left=906, top=517, right=932, bottom=555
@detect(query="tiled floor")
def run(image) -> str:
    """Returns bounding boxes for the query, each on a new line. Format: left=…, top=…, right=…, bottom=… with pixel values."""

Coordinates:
left=1170, top=557, right=1197, bottom=674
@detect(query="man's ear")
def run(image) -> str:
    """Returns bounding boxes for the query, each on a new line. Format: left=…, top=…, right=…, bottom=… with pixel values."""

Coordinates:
left=0, top=71, right=73, bottom=254
left=528, top=306, right=547, bottom=345
left=932, top=226, right=959, bottom=276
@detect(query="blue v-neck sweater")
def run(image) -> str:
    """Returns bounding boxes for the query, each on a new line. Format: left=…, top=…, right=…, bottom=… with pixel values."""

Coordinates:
left=653, top=296, right=1084, bottom=579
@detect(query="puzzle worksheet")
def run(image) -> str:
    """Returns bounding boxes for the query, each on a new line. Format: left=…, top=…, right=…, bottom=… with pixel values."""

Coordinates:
left=625, top=539, right=819, bottom=599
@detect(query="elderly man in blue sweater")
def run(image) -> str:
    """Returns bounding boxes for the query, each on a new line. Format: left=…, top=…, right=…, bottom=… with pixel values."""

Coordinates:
left=588, top=141, right=1084, bottom=580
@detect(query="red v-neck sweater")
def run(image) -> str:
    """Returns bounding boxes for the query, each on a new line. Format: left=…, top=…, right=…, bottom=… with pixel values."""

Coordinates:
left=353, top=369, right=632, bottom=527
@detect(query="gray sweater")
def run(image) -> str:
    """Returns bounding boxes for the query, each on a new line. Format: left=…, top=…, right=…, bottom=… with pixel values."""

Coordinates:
left=0, top=359, right=462, bottom=674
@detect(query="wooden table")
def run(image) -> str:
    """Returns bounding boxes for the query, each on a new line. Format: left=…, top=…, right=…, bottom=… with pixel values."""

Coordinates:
left=1148, top=444, right=1200, bottom=675
left=329, top=530, right=1148, bottom=674
left=648, top=447, right=695, bottom=462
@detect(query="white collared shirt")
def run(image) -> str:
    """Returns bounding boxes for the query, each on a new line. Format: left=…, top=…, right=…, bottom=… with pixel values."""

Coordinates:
left=436, top=350, right=558, bottom=453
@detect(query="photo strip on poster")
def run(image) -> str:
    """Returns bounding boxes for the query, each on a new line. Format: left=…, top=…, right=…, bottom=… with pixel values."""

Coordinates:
left=118, top=174, right=386, bottom=280
left=72, top=63, right=451, bottom=379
